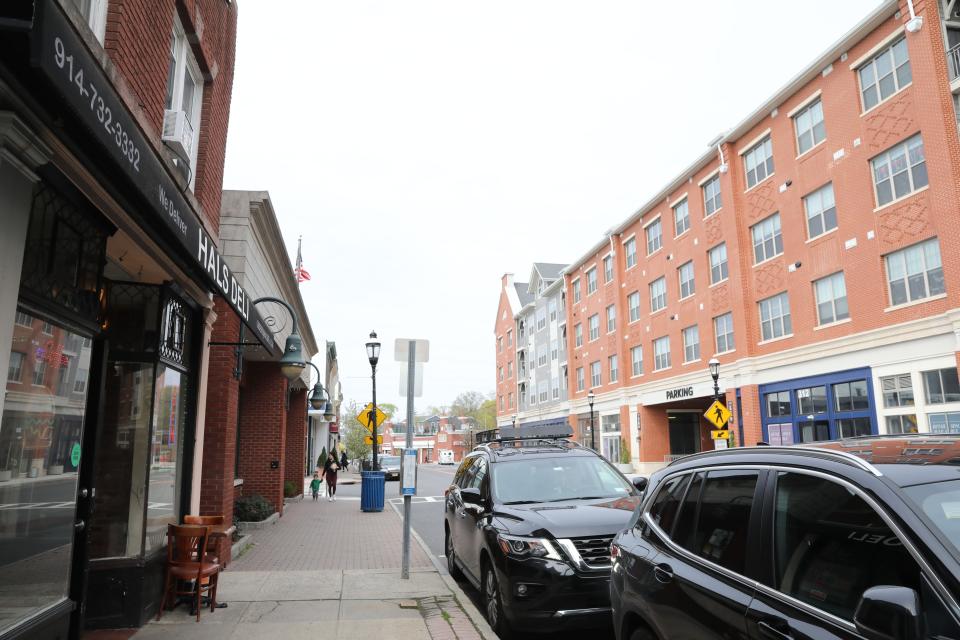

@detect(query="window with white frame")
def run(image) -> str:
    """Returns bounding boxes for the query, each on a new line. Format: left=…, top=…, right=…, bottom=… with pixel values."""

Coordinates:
left=683, top=325, right=700, bottom=363
left=536, top=307, right=547, bottom=331
left=744, top=136, right=774, bottom=189
left=609, top=355, right=618, bottom=383
left=649, top=277, right=666, bottom=312
left=32, top=359, right=47, bottom=386
left=548, top=299, right=557, bottom=322
left=886, top=414, right=918, bottom=434
left=673, top=198, right=690, bottom=236
left=588, top=314, right=600, bottom=341
left=678, top=261, right=695, bottom=299
left=929, top=412, right=960, bottom=434
left=881, top=374, right=914, bottom=408
left=69, top=0, right=109, bottom=43
left=606, top=304, right=616, bottom=333
left=507, top=330, right=512, bottom=347
left=572, top=279, right=581, bottom=303
left=709, top=243, right=728, bottom=285
left=751, top=213, right=783, bottom=264
left=500, top=395, right=504, bottom=411
left=498, top=366, right=503, bottom=382
left=794, top=98, right=825, bottom=155
left=165, top=17, right=204, bottom=187
left=814, top=272, right=849, bottom=325
left=624, top=237, right=637, bottom=268
left=561, top=366, right=568, bottom=389
left=537, top=345, right=547, bottom=367
left=590, top=361, right=602, bottom=388
left=858, top=37, right=911, bottom=111
left=759, top=292, right=792, bottom=341
left=871, top=134, right=927, bottom=207
left=497, top=336, right=503, bottom=353
left=575, top=323, right=583, bottom=348
left=74, top=367, right=88, bottom=393
left=714, top=312, right=735, bottom=353
left=923, top=368, right=960, bottom=404
left=631, top=345, right=643, bottom=376
left=884, top=237, right=944, bottom=306
left=653, top=336, right=671, bottom=371
left=550, top=340, right=558, bottom=361
left=41, top=322, right=53, bottom=335
left=603, top=255, right=614, bottom=283
left=7, top=352, right=24, bottom=383
left=804, top=183, right=837, bottom=239
left=646, top=219, right=662, bottom=255
left=15, top=311, right=32, bottom=327
left=628, top=291, right=641, bottom=323
left=703, top=175, right=722, bottom=217
left=539, top=380, right=548, bottom=403
left=585, top=267, right=597, bottom=295
left=508, top=392, right=514, bottom=408
left=576, top=367, right=585, bottom=391
left=552, top=378, right=560, bottom=400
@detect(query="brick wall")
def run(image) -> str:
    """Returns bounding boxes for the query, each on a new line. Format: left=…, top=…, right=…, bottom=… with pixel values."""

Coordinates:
left=102, top=0, right=237, bottom=235
left=285, top=388, right=307, bottom=492
left=238, top=361, right=288, bottom=515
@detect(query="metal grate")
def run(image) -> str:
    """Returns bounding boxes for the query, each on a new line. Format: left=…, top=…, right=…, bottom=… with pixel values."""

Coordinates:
left=571, top=535, right=614, bottom=568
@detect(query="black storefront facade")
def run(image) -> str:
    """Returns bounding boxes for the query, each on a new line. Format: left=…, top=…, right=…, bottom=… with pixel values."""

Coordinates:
left=0, top=2, right=267, bottom=638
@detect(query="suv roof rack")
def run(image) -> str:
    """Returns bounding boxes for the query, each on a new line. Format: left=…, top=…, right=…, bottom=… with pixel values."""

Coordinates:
left=669, top=445, right=883, bottom=477
left=476, top=424, right=573, bottom=444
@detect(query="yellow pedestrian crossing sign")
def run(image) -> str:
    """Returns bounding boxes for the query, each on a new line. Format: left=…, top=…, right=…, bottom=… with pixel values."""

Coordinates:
left=704, top=400, right=731, bottom=429
left=710, top=430, right=730, bottom=440
left=364, top=435, right=384, bottom=445
left=356, top=403, right=387, bottom=432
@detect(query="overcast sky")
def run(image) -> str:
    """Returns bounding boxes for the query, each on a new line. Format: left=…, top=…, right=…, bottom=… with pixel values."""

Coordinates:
left=223, top=0, right=881, bottom=416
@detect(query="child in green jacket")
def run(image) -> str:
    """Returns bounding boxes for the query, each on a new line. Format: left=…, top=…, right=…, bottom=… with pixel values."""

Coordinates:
left=310, top=472, right=322, bottom=501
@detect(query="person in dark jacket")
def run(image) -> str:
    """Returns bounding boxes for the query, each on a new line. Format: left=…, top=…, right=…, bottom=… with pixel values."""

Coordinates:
left=321, top=453, right=340, bottom=502
left=340, top=450, right=348, bottom=472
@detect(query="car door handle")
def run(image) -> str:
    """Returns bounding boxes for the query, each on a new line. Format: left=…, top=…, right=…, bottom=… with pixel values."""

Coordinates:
left=757, top=620, right=793, bottom=640
left=652, top=564, right=673, bottom=583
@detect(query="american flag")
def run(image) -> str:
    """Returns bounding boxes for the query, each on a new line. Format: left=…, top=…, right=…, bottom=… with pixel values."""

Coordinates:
left=294, top=236, right=311, bottom=283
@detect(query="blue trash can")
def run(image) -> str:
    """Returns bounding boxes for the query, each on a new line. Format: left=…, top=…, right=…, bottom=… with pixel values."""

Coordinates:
left=360, top=470, right=386, bottom=512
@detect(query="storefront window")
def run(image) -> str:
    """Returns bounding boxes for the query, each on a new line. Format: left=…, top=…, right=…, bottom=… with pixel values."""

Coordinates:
left=0, top=312, right=92, bottom=634
left=796, top=386, right=827, bottom=415
left=929, top=412, right=960, bottom=434
left=887, top=414, right=918, bottom=434
left=833, top=380, right=869, bottom=412
left=767, top=423, right=794, bottom=446
left=923, top=368, right=960, bottom=404
left=881, top=374, right=914, bottom=407
left=799, top=420, right=831, bottom=442
left=837, top=417, right=872, bottom=438
left=145, top=365, right=186, bottom=553
left=766, top=391, right=791, bottom=418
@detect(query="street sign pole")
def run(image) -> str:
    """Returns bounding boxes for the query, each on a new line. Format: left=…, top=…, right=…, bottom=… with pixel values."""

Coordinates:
left=402, top=340, right=415, bottom=579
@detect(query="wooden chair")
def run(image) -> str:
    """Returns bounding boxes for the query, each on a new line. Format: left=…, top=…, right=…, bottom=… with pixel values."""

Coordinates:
left=183, top=515, right=225, bottom=564
left=158, top=524, right=220, bottom=622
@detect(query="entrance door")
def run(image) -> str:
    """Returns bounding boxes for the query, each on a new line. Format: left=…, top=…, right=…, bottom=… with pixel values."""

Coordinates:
left=668, top=412, right=700, bottom=456
left=798, top=420, right=830, bottom=443
left=0, top=310, right=95, bottom=637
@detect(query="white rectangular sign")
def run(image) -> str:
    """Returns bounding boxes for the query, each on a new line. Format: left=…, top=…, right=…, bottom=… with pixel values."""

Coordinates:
left=394, top=338, right=430, bottom=363
left=399, top=363, right=424, bottom=397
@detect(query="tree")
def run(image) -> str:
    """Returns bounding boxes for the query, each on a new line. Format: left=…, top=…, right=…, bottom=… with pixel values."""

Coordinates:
left=378, top=403, right=398, bottom=420
left=476, top=399, right=496, bottom=430
left=451, top=391, right=485, bottom=416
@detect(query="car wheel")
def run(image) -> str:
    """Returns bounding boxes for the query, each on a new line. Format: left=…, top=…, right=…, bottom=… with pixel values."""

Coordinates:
left=445, top=529, right=462, bottom=579
left=483, top=563, right=512, bottom=638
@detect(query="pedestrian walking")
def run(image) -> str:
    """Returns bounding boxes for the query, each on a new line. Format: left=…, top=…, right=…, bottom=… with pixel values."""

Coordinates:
left=309, top=472, right=322, bottom=501
left=340, top=450, right=348, bottom=471
left=321, top=452, right=340, bottom=502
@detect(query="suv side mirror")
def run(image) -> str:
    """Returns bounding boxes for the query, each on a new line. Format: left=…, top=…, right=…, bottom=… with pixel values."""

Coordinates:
left=853, top=586, right=922, bottom=640
left=461, top=487, right=483, bottom=507
left=631, top=476, right=648, bottom=492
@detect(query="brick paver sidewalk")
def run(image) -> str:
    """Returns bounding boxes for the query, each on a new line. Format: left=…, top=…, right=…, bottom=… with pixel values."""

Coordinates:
left=232, top=496, right=434, bottom=572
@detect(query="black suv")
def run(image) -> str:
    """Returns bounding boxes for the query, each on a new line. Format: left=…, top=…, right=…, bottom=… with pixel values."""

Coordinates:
left=444, top=426, right=644, bottom=636
left=610, top=436, right=960, bottom=640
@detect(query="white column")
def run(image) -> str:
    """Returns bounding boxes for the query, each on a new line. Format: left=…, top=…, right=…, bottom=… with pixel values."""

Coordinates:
left=0, top=112, right=51, bottom=419
left=189, top=304, right=217, bottom=514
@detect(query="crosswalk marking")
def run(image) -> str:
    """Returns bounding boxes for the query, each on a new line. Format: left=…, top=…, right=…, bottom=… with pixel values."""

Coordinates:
left=388, top=495, right=445, bottom=505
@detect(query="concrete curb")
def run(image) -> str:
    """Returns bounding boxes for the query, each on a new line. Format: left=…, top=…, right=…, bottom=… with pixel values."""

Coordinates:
left=388, top=500, right=498, bottom=640
left=230, top=533, right=253, bottom=560
left=236, top=511, right=279, bottom=531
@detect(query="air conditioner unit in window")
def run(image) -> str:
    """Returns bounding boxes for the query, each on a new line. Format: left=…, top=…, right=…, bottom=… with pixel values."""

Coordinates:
left=162, top=109, right=195, bottom=160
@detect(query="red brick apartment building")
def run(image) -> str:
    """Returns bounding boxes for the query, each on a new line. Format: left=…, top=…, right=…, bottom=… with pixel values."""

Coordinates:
left=0, top=1, right=317, bottom=637
left=496, top=0, right=960, bottom=473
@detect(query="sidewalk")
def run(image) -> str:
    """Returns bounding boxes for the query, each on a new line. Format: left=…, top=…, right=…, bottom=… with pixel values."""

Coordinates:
left=121, top=492, right=495, bottom=640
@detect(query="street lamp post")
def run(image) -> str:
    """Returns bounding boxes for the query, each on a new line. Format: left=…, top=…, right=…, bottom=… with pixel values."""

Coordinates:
left=304, top=361, right=328, bottom=410
left=709, top=357, right=720, bottom=404
left=587, top=391, right=596, bottom=450
left=366, top=331, right=381, bottom=469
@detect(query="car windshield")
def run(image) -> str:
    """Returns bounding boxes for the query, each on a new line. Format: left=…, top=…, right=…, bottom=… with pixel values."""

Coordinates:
left=380, top=456, right=400, bottom=466
left=903, top=479, right=960, bottom=558
left=492, top=455, right=634, bottom=504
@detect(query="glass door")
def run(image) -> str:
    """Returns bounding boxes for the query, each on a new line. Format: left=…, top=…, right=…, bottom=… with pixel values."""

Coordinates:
left=0, top=310, right=93, bottom=635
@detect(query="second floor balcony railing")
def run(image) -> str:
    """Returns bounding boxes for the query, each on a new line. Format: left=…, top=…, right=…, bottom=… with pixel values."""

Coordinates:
left=948, top=42, right=960, bottom=81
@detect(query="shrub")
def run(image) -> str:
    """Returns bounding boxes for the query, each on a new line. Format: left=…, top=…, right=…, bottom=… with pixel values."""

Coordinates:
left=235, top=494, right=273, bottom=522
left=620, top=438, right=631, bottom=465
left=283, top=480, right=298, bottom=498
left=317, top=447, right=327, bottom=470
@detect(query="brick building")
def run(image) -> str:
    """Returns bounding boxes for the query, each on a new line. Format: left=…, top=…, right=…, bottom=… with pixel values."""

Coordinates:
left=497, top=0, right=960, bottom=473
left=0, top=1, right=316, bottom=637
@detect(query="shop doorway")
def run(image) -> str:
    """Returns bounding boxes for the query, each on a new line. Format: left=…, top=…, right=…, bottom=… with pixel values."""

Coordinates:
left=668, top=411, right=701, bottom=456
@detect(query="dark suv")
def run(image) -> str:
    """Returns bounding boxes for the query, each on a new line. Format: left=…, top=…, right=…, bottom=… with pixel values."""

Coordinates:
left=610, top=436, right=960, bottom=640
left=444, top=426, right=644, bottom=636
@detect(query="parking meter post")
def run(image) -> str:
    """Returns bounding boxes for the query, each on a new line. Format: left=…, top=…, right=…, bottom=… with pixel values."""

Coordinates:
left=401, top=341, right=415, bottom=579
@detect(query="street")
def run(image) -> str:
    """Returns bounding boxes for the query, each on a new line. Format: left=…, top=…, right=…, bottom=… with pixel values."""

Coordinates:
left=337, top=463, right=615, bottom=639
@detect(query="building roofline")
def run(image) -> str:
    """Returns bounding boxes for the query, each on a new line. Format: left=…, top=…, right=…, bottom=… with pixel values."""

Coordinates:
left=565, top=0, right=899, bottom=273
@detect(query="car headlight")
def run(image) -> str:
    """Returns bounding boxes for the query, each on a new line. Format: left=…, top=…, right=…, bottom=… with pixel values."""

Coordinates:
left=496, top=533, right=561, bottom=560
